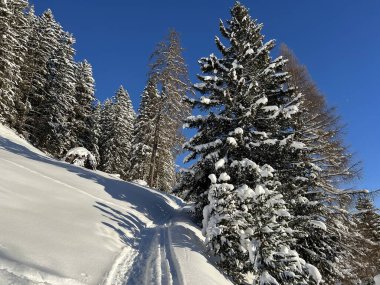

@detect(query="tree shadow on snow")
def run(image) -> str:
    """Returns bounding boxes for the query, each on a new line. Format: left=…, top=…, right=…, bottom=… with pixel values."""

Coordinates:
left=94, top=202, right=145, bottom=248
left=170, top=222, right=220, bottom=264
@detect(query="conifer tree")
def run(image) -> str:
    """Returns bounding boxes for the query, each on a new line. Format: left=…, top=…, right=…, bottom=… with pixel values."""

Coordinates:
left=129, top=31, right=191, bottom=191
left=179, top=3, right=319, bottom=283
left=14, top=5, right=37, bottom=132
left=99, top=98, right=114, bottom=171
left=147, top=30, right=191, bottom=191
left=72, top=60, right=97, bottom=155
left=353, top=195, right=380, bottom=282
left=98, top=86, right=135, bottom=179
left=279, top=45, right=363, bottom=283
left=280, top=44, right=357, bottom=187
left=89, top=101, right=102, bottom=162
left=33, top=30, right=77, bottom=157
left=8, top=0, right=31, bottom=129
left=128, top=79, right=160, bottom=182
left=21, top=10, right=62, bottom=143
left=0, top=0, right=29, bottom=126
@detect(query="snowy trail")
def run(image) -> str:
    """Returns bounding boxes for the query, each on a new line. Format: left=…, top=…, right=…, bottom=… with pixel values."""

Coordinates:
left=1, top=151, right=225, bottom=285
left=105, top=216, right=234, bottom=285
left=0, top=124, right=233, bottom=285
left=110, top=219, right=185, bottom=285
left=141, top=224, right=184, bottom=285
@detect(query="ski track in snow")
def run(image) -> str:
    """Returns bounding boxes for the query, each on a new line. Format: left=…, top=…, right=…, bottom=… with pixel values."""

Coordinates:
left=103, top=247, right=138, bottom=285
left=106, top=221, right=185, bottom=285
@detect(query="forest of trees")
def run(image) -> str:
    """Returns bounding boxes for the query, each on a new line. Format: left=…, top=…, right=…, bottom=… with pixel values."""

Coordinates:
left=0, top=0, right=379, bottom=284
left=0, top=0, right=191, bottom=189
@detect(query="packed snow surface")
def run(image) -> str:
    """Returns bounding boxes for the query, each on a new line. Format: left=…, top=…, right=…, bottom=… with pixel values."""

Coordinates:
left=0, top=124, right=233, bottom=285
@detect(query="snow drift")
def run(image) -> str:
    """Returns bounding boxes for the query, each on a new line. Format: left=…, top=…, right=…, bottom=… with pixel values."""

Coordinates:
left=0, top=124, right=232, bottom=285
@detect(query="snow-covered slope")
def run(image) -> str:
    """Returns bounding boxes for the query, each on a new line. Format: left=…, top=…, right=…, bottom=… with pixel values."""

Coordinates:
left=0, top=124, right=233, bottom=285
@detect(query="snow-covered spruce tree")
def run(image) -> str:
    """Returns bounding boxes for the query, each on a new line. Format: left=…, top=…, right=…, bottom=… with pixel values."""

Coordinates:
left=13, top=4, right=37, bottom=133
left=129, top=30, right=191, bottom=192
left=98, top=98, right=114, bottom=171
left=353, top=195, right=380, bottom=282
left=280, top=45, right=364, bottom=283
left=7, top=0, right=32, bottom=130
left=98, top=86, right=135, bottom=179
left=179, top=3, right=319, bottom=284
left=21, top=9, right=62, bottom=143
left=32, top=31, right=77, bottom=157
left=0, top=0, right=29, bottom=126
left=89, top=100, right=102, bottom=162
left=128, top=79, right=160, bottom=182
left=72, top=60, right=98, bottom=157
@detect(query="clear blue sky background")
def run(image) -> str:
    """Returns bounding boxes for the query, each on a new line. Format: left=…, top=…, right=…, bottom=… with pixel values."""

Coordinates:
left=30, top=1, right=379, bottom=201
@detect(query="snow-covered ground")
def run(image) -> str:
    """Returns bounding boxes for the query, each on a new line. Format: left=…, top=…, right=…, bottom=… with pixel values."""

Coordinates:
left=0, top=124, right=233, bottom=285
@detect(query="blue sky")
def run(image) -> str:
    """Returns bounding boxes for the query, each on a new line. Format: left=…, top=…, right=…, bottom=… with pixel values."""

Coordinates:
left=30, top=1, right=379, bottom=199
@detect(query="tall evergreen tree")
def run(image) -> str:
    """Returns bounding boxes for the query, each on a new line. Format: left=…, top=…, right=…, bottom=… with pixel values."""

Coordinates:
left=128, top=79, right=160, bottom=182
left=33, top=30, right=77, bottom=157
left=99, top=98, right=114, bottom=170
left=8, top=0, right=31, bottom=129
left=0, top=0, right=29, bottom=126
left=179, top=3, right=319, bottom=283
left=89, top=100, right=102, bottom=162
left=14, top=4, right=37, bottom=132
left=99, top=86, right=135, bottom=179
left=21, top=10, right=62, bottom=143
left=279, top=45, right=363, bottom=283
left=353, top=195, right=380, bottom=283
left=72, top=60, right=98, bottom=155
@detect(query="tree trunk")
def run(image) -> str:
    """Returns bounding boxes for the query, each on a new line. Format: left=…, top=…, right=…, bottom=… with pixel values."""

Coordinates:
left=148, top=112, right=161, bottom=187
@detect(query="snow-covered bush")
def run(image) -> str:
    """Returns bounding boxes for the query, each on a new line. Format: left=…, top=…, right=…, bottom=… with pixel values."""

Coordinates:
left=64, top=147, right=97, bottom=170
left=375, top=274, right=380, bottom=285
left=132, top=179, right=148, bottom=186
